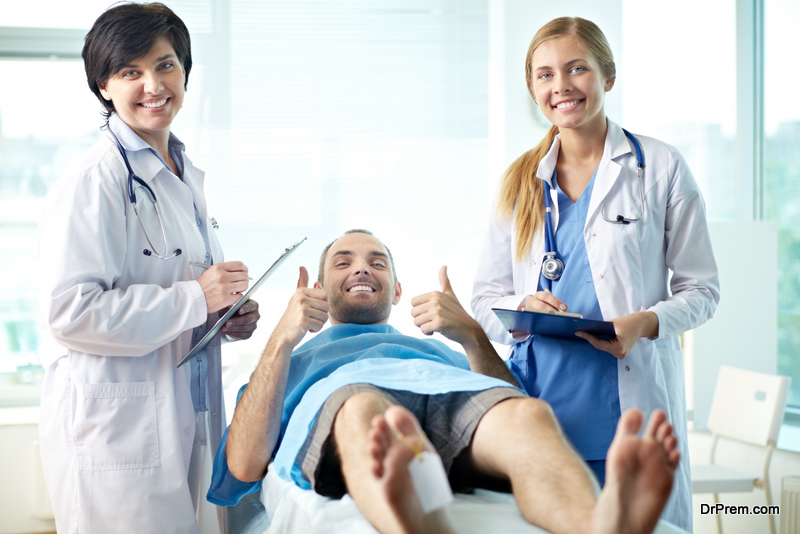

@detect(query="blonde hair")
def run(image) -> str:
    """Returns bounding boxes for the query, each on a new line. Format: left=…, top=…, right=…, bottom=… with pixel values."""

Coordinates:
left=496, top=17, right=616, bottom=262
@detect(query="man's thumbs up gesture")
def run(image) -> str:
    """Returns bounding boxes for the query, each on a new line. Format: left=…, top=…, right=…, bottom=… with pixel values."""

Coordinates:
left=273, top=266, right=330, bottom=350
left=410, top=266, right=520, bottom=387
left=410, top=266, right=481, bottom=347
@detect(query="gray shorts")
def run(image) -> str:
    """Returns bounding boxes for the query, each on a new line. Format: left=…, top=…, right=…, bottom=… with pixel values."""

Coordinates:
left=296, top=383, right=527, bottom=498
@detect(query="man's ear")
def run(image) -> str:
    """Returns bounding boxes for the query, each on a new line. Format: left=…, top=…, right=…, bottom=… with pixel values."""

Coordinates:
left=313, top=281, right=323, bottom=290
left=392, top=281, right=402, bottom=305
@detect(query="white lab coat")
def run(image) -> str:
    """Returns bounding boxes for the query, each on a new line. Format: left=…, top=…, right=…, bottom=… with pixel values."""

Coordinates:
left=37, top=114, right=227, bottom=534
left=471, top=119, right=720, bottom=531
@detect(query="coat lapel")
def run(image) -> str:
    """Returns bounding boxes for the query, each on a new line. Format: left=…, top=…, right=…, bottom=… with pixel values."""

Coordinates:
left=536, top=135, right=561, bottom=230
left=586, top=121, right=632, bottom=221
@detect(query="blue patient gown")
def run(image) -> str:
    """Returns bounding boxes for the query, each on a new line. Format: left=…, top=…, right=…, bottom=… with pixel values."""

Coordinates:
left=208, top=324, right=522, bottom=506
left=508, top=170, right=621, bottom=481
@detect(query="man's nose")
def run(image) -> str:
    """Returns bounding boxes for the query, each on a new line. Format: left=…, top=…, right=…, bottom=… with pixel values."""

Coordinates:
left=353, top=261, right=371, bottom=275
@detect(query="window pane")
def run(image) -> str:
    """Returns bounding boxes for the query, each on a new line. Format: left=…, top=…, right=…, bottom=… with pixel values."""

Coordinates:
left=0, top=59, right=101, bottom=396
left=620, top=0, right=737, bottom=220
left=765, top=0, right=800, bottom=406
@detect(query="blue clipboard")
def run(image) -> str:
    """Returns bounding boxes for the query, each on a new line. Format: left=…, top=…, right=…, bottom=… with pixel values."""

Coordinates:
left=492, top=308, right=616, bottom=340
left=177, top=238, right=306, bottom=368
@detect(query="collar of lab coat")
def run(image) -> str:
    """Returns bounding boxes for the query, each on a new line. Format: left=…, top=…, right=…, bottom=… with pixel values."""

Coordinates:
left=588, top=119, right=636, bottom=219
left=105, top=113, right=186, bottom=185
left=533, top=119, right=635, bottom=222
left=534, top=119, right=633, bottom=182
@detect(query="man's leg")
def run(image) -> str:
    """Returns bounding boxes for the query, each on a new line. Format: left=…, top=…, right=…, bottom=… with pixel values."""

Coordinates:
left=467, top=398, right=677, bottom=534
left=465, top=397, right=598, bottom=532
left=331, top=391, right=455, bottom=534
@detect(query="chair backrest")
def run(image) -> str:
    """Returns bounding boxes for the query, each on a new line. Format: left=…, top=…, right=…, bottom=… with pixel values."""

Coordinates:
left=707, top=366, right=791, bottom=446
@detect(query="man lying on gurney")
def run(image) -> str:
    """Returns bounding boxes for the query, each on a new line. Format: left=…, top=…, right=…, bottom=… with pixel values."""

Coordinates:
left=208, top=229, right=679, bottom=534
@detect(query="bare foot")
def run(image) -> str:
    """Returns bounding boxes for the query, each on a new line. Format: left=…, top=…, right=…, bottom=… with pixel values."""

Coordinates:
left=590, top=409, right=679, bottom=534
left=367, top=405, right=456, bottom=534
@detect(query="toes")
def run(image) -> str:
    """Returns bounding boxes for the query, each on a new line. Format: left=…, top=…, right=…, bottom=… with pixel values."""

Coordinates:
left=367, top=407, right=430, bottom=482
left=662, top=434, right=680, bottom=469
left=368, top=415, right=394, bottom=478
left=370, top=416, right=392, bottom=447
left=655, top=421, right=673, bottom=443
left=616, top=408, right=644, bottom=438
left=643, top=409, right=667, bottom=440
left=384, top=406, right=428, bottom=453
left=667, top=449, right=681, bottom=470
left=656, top=423, right=677, bottom=449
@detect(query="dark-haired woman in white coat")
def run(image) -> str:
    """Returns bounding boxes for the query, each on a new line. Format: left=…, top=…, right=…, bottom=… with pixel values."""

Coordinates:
left=37, top=4, right=260, bottom=533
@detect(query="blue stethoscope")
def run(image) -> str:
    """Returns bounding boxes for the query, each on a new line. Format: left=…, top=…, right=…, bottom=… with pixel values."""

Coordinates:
left=541, top=129, right=645, bottom=281
left=108, top=128, right=183, bottom=260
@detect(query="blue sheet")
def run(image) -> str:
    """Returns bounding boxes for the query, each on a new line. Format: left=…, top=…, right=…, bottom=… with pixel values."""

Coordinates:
left=208, top=323, right=521, bottom=506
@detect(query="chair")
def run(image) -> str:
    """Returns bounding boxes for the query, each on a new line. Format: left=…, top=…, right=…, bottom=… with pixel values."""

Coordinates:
left=690, top=365, right=791, bottom=534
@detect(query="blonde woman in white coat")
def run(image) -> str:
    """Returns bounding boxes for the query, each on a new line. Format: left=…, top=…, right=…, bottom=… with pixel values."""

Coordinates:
left=37, top=4, right=260, bottom=533
left=471, top=17, right=719, bottom=531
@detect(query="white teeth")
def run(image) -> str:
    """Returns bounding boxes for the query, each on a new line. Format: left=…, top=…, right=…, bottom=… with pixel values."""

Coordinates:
left=142, top=99, right=167, bottom=108
left=348, top=285, right=374, bottom=292
left=556, top=100, right=580, bottom=110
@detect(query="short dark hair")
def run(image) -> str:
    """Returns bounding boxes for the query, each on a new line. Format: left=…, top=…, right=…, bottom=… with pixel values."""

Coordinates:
left=82, top=2, right=192, bottom=121
left=318, top=229, right=398, bottom=284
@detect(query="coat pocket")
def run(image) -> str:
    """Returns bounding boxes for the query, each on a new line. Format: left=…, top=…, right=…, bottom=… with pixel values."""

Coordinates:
left=74, top=381, right=160, bottom=470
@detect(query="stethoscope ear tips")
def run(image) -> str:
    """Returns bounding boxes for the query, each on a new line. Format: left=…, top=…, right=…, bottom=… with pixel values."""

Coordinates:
left=142, top=248, right=182, bottom=258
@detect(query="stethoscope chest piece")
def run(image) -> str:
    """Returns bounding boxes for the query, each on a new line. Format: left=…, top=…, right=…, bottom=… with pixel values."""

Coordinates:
left=539, top=128, right=645, bottom=283
left=542, top=252, right=564, bottom=281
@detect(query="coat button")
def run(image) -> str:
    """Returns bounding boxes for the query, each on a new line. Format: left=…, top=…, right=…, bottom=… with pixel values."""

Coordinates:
left=591, top=232, right=597, bottom=238
left=184, top=427, right=191, bottom=435
left=599, top=274, right=604, bottom=280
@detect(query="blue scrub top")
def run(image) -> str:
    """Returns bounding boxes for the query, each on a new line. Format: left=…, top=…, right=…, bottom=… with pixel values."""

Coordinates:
left=509, top=168, right=621, bottom=461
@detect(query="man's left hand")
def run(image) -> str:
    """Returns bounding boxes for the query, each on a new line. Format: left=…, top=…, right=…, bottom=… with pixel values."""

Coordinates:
left=221, top=299, right=261, bottom=340
left=410, top=266, right=480, bottom=347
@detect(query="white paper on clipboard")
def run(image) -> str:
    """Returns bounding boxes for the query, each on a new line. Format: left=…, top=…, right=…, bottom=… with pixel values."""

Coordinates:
left=177, top=238, right=306, bottom=368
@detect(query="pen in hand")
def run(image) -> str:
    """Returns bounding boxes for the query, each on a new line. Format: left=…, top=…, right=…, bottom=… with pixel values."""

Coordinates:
left=190, top=261, right=253, bottom=280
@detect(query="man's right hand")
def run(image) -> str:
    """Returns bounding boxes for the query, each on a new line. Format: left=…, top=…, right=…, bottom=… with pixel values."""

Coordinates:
left=272, top=266, right=329, bottom=349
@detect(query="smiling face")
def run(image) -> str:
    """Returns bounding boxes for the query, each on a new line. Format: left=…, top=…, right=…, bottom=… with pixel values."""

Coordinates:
left=530, top=34, right=614, bottom=134
left=99, top=36, right=185, bottom=149
left=315, top=232, right=402, bottom=325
